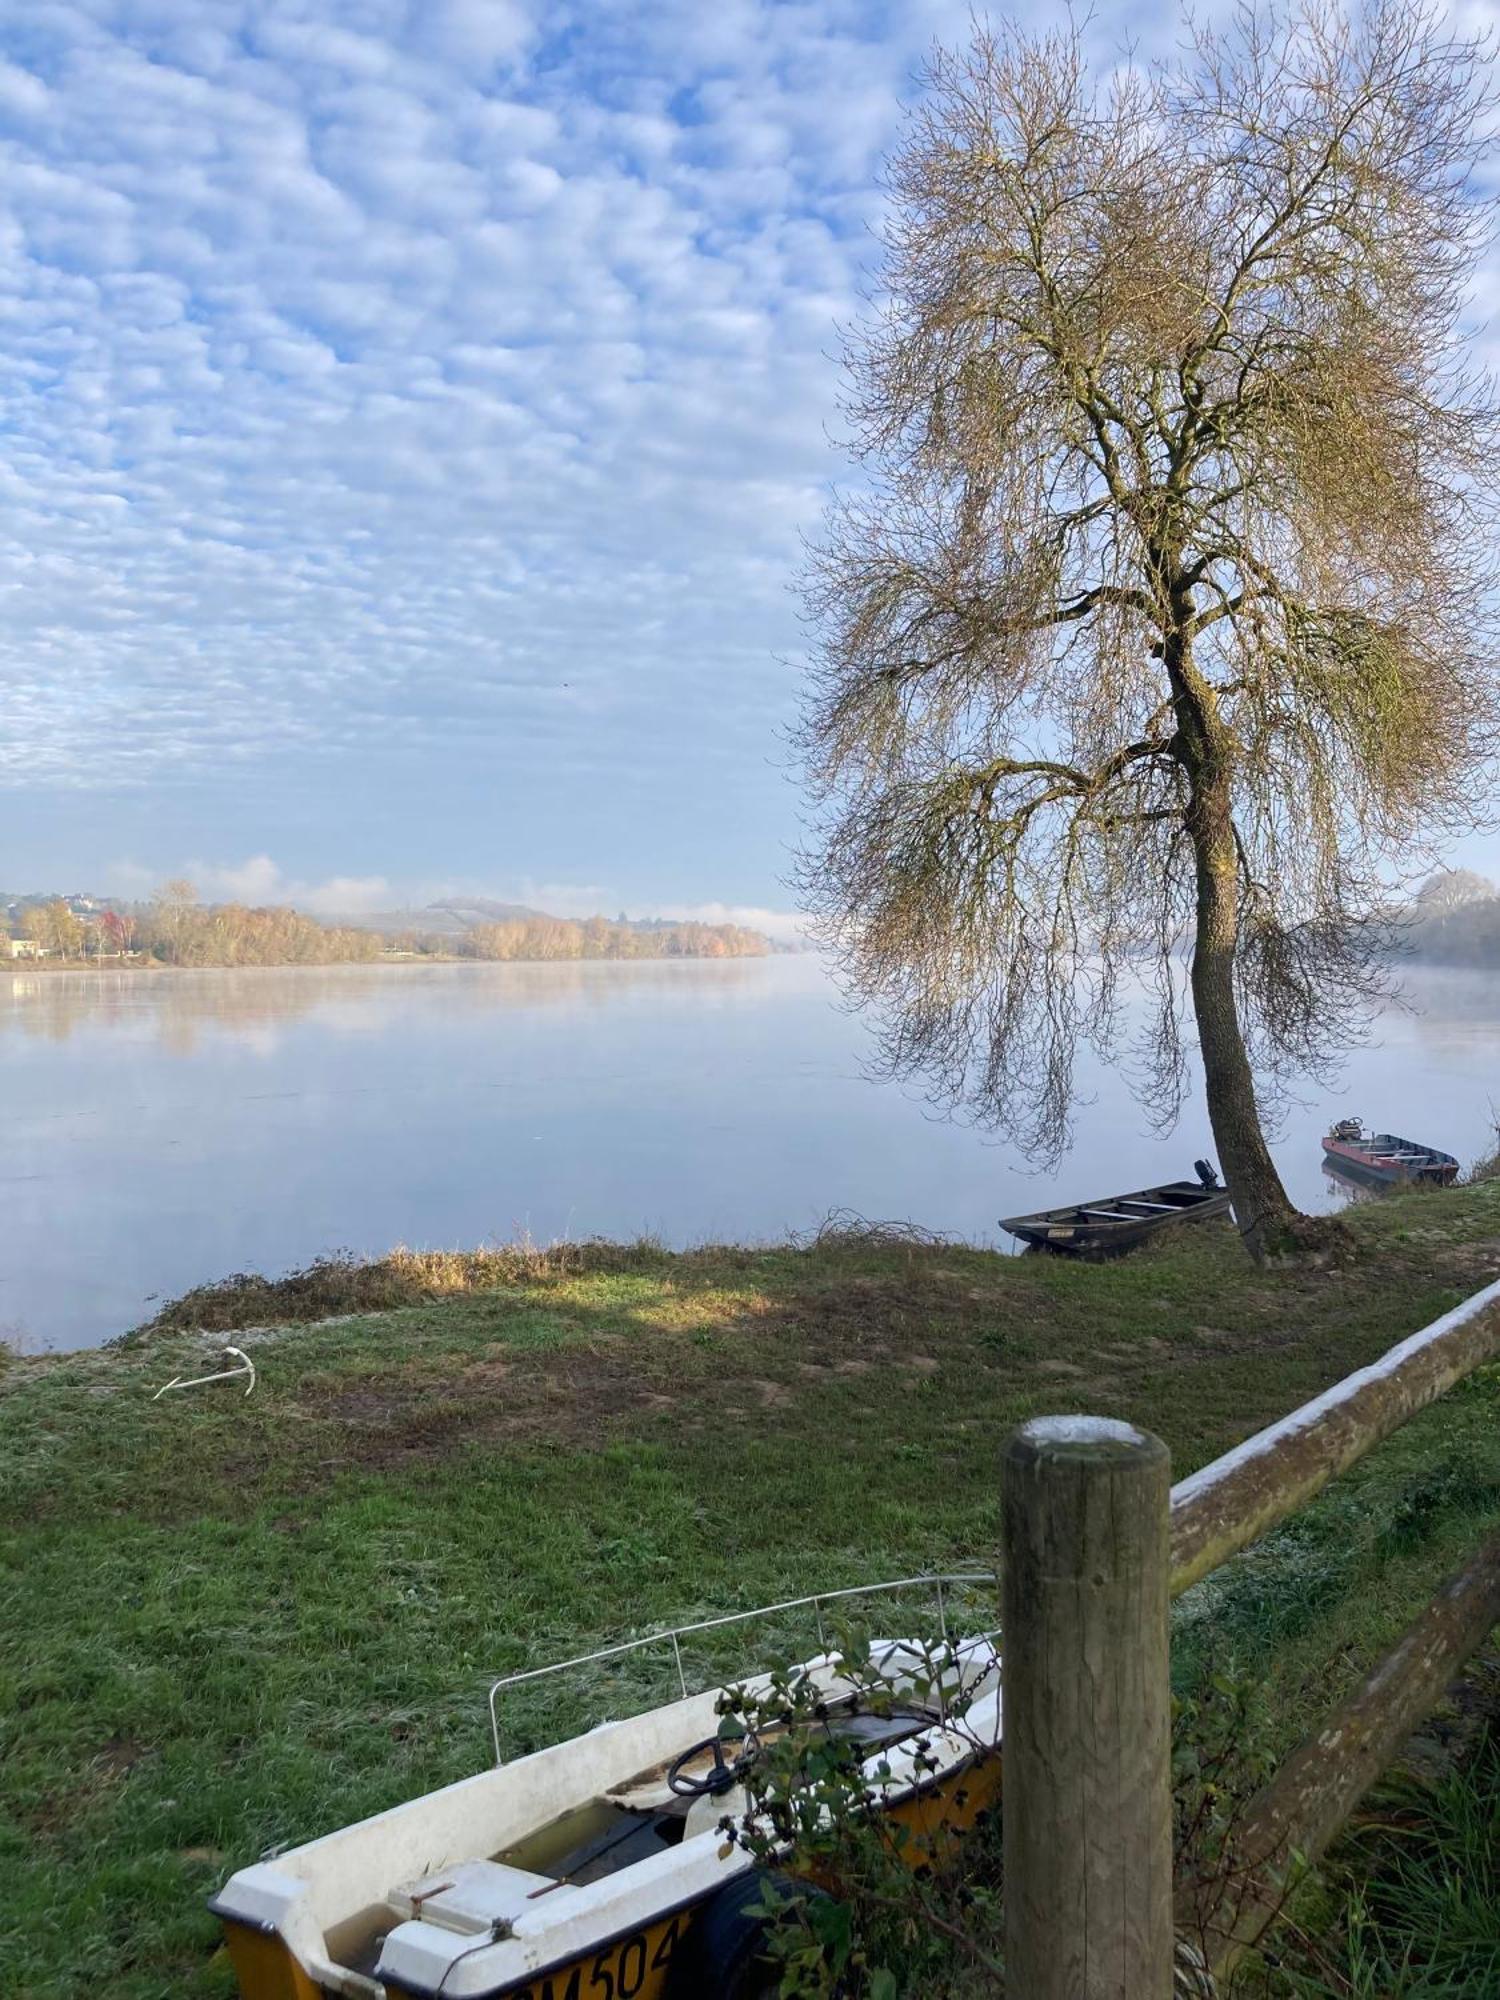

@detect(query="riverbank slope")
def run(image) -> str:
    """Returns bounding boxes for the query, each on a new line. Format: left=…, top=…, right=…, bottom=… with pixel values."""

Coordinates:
left=5, top=1188, right=1500, bottom=1994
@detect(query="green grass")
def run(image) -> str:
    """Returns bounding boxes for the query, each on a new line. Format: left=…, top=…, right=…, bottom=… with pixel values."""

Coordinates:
left=5, top=1187, right=1500, bottom=1997
left=1246, top=1706, right=1500, bottom=1997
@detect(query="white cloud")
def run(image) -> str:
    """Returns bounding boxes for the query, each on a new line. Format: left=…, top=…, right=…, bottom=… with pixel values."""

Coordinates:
left=0, top=57, right=48, bottom=121
left=190, top=855, right=284, bottom=904
left=103, top=854, right=391, bottom=915
left=500, top=880, right=611, bottom=917
left=294, top=875, right=394, bottom=916
left=97, top=859, right=158, bottom=899
left=188, top=859, right=393, bottom=917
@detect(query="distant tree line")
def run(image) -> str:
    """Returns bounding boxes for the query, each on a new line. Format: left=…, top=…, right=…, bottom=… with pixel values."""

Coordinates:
left=4, top=884, right=771, bottom=967
left=1403, top=870, right=1500, bottom=967
left=138, top=882, right=384, bottom=966
left=451, top=915, right=770, bottom=962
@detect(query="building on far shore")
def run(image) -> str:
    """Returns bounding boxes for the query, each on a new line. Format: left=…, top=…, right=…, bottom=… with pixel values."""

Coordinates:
left=6, top=938, right=47, bottom=959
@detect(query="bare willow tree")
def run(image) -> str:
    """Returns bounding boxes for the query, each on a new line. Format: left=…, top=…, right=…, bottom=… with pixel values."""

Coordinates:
left=799, top=0, right=1500, bottom=1260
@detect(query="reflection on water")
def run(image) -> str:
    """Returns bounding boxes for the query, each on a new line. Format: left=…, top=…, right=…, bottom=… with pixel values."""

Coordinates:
left=4, top=959, right=1498, bottom=1352
left=1, top=960, right=762, bottom=1054
left=1323, top=1163, right=1380, bottom=1207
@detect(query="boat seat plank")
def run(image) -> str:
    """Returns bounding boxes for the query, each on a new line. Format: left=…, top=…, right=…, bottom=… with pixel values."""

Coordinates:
left=605, top=1774, right=679, bottom=1812
left=389, top=1860, right=566, bottom=1936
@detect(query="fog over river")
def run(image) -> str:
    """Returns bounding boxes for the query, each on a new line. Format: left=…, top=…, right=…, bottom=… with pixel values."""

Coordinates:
left=3, top=955, right=1495, bottom=1351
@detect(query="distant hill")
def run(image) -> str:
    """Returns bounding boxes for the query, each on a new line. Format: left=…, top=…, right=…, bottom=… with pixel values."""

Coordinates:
left=325, top=899, right=546, bottom=937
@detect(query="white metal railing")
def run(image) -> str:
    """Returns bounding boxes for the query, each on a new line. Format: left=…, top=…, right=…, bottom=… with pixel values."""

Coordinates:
left=486, top=1572, right=998, bottom=1764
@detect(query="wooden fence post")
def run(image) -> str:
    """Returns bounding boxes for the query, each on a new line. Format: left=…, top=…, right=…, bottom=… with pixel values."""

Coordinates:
left=1002, top=1416, right=1175, bottom=2000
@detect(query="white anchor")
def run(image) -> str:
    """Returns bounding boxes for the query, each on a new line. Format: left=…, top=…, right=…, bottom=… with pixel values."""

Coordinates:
left=152, top=1344, right=256, bottom=1400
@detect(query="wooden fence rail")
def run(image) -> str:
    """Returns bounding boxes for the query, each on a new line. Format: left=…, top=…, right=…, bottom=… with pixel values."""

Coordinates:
left=1000, top=1274, right=1500, bottom=1996
left=1168, top=1273, right=1500, bottom=1595
left=1181, top=1527, right=1500, bottom=1975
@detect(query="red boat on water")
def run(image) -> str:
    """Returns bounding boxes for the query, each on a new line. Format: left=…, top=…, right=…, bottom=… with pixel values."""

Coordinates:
left=1322, top=1118, right=1459, bottom=1188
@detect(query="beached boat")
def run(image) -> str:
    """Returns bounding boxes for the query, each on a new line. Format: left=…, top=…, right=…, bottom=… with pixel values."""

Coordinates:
left=1000, top=1161, right=1230, bottom=1257
left=212, top=1578, right=1001, bottom=2000
left=1321, top=1118, right=1458, bottom=1188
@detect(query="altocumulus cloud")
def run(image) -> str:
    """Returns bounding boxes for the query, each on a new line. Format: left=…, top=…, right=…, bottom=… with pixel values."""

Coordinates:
left=0, top=0, right=997, bottom=902
left=35, top=4, right=1479, bottom=898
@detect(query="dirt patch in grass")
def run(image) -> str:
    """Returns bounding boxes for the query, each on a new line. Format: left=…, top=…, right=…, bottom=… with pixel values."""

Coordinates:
left=286, top=1338, right=862, bottom=1466
left=289, top=1353, right=685, bottom=1462
left=194, top=1257, right=1043, bottom=1477
left=225, top=1250, right=1391, bottom=1477
left=93, top=1733, right=148, bottom=1779
left=19, top=1733, right=153, bottom=1843
left=1434, top=1236, right=1500, bottom=1283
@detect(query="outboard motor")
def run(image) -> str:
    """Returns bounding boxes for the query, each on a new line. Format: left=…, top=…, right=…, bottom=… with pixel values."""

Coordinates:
left=1193, top=1158, right=1220, bottom=1189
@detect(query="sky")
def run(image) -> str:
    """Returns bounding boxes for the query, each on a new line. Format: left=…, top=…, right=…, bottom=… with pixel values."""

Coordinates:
left=3, top=1, right=1500, bottom=931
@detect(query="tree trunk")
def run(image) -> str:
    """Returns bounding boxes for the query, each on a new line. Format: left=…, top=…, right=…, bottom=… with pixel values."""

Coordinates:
left=1186, top=762, right=1302, bottom=1261
left=1161, top=604, right=1305, bottom=1262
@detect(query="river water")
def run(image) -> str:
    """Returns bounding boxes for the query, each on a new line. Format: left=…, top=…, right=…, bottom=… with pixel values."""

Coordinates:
left=3, top=956, right=1495, bottom=1351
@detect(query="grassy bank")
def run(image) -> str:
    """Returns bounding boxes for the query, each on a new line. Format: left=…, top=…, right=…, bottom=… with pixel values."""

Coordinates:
left=5, top=1189, right=1500, bottom=1996
left=1265, top=1685, right=1500, bottom=1997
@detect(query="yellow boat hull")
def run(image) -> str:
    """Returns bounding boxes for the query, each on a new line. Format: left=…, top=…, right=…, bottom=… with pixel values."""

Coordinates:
left=221, top=1751, right=1003, bottom=1998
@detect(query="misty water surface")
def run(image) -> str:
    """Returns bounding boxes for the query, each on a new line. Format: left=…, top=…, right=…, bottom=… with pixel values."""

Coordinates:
left=3, top=955, right=1496, bottom=1351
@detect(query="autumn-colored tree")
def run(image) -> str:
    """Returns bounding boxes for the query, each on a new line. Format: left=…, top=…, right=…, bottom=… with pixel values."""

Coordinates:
left=25, top=900, right=84, bottom=959
left=798, top=1, right=1500, bottom=1260
left=99, top=909, right=135, bottom=954
left=150, top=879, right=198, bottom=965
left=456, top=915, right=769, bottom=963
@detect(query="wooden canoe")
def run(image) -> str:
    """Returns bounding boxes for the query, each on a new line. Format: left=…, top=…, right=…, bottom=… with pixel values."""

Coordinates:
left=1000, top=1171, right=1231, bottom=1257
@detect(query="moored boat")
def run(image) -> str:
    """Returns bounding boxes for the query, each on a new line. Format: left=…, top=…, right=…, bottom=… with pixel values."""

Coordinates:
left=1321, top=1118, right=1458, bottom=1188
left=1000, top=1161, right=1230, bottom=1257
left=211, top=1578, right=1001, bottom=2000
